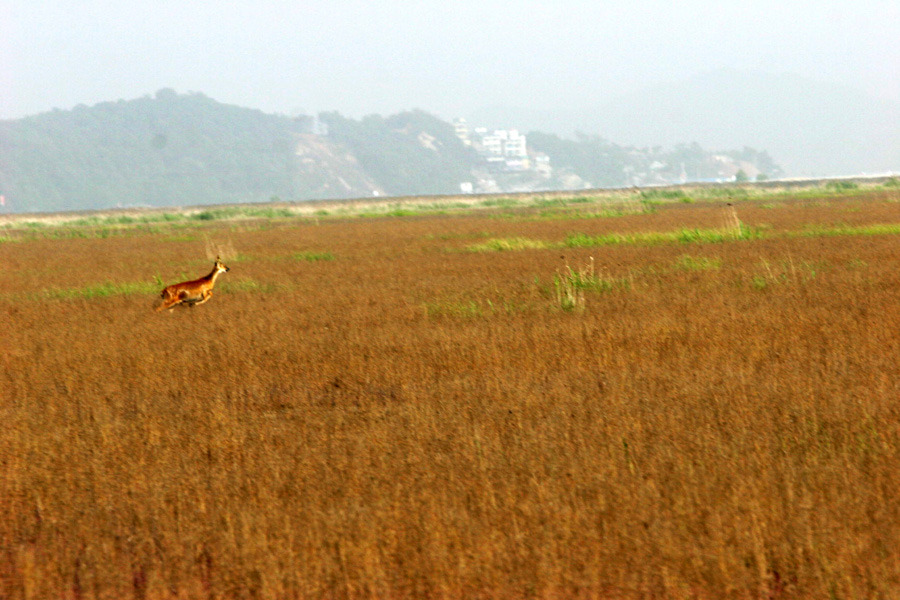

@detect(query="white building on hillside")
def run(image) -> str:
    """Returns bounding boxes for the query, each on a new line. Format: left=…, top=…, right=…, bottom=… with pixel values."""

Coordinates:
left=453, top=118, right=471, bottom=145
left=501, top=130, right=527, bottom=158
left=459, top=124, right=532, bottom=171
left=479, top=129, right=527, bottom=158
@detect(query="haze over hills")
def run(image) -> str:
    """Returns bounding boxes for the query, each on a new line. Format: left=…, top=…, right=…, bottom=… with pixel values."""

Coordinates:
left=0, top=93, right=486, bottom=213
left=469, top=69, right=900, bottom=177
left=5, top=70, right=894, bottom=215
left=0, top=85, right=786, bottom=214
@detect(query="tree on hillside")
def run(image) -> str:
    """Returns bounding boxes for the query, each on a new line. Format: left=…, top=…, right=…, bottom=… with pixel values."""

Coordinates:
left=0, top=91, right=312, bottom=211
left=527, top=132, right=634, bottom=187
left=320, top=110, right=479, bottom=196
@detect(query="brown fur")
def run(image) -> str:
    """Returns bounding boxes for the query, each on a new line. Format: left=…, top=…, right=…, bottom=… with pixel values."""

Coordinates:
left=156, top=257, right=230, bottom=312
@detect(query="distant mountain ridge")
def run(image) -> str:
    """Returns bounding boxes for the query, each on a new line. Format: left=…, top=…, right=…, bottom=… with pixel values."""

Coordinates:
left=0, top=90, right=382, bottom=213
left=1, top=87, right=781, bottom=213
left=0, top=92, right=494, bottom=213
left=470, top=69, right=900, bottom=176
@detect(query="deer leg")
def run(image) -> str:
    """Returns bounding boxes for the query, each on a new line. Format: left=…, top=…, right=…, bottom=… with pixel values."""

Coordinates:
left=156, top=291, right=183, bottom=312
left=156, top=298, right=175, bottom=312
left=193, top=291, right=213, bottom=306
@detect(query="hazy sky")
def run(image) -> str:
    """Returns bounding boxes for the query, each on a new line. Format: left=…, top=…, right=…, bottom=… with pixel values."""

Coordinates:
left=2, top=1, right=898, bottom=121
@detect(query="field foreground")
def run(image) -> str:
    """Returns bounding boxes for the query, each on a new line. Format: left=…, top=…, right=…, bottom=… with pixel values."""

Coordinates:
left=2, top=188, right=900, bottom=598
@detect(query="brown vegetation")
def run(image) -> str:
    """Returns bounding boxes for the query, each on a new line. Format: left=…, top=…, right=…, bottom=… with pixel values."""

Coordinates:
left=2, top=191, right=899, bottom=598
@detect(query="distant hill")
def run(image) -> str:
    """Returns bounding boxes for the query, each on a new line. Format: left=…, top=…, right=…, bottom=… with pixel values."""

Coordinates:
left=470, top=69, right=900, bottom=177
left=0, top=88, right=782, bottom=214
left=0, top=91, right=487, bottom=213
left=0, top=90, right=379, bottom=213
left=319, top=110, right=481, bottom=197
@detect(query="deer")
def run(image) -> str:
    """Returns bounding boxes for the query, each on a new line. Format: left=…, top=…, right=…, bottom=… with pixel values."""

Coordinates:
left=156, top=257, right=230, bottom=312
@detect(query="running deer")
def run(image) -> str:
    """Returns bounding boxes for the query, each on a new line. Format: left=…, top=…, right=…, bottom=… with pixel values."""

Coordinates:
left=156, top=257, right=230, bottom=312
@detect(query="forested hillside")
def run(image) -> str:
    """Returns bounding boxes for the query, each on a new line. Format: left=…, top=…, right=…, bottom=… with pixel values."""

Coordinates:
left=0, top=91, right=484, bottom=213
left=0, top=90, right=322, bottom=212
left=527, top=133, right=782, bottom=186
left=320, top=110, right=479, bottom=197
left=0, top=90, right=782, bottom=213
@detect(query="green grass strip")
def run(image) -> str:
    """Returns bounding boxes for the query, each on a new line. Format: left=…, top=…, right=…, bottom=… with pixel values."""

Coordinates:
left=468, top=221, right=900, bottom=253
left=36, top=278, right=287, bottom=302
left=565, top=226, right=762, bottom=248
left=42, top=281, right=159, bottom=300
left=794, top=223, right=900, bottom=238
left=467, top=237, right=553, bottom=252
left=467, top=226, right=762, bottom=252
left=292, top=251, right=335, bottom=261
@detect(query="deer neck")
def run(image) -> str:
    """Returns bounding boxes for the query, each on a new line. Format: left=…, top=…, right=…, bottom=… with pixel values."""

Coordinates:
left=205, top=267, right=224, bottom=286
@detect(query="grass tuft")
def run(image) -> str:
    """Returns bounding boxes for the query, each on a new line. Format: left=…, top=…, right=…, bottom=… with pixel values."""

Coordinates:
left=749, top=256, right=824, bottom=290
left=553, top=257, right=629, bottom=311
left=674, top=254, right=723, bottom=271
left=468, top=237, right=552, bottom=252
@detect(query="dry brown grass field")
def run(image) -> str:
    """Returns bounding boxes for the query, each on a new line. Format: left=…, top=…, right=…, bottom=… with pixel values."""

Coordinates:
left=2, top=188, right=900, bottom=599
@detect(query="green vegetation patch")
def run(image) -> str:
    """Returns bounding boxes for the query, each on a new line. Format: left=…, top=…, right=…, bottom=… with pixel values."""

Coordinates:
left=748, top=258, right=825, bottom=291
left=31, top=275, right=287, bottom=302
left=466, top=218, right=900, bottom=254
left=564, top=225, right=761, bottom=249
left=674, top=254, right=723, bottom=271
left=42, top=280, right=159, bottom=300
left=67, top=213, right=187, bottom=226
left=825, top=180, right=859, bottom=192
left=796, top=223, right=900, bottom=238
left=552, top=259, right=631, bottom=311
left=467, top=237, right=553, bottom=252
left=478, top=197, right=522, bottom=209
left=292, top=251, right=335, bottom=262
left=468, top=225, right=763, bottom=253
left=640, top=189, right=692, bottom=203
